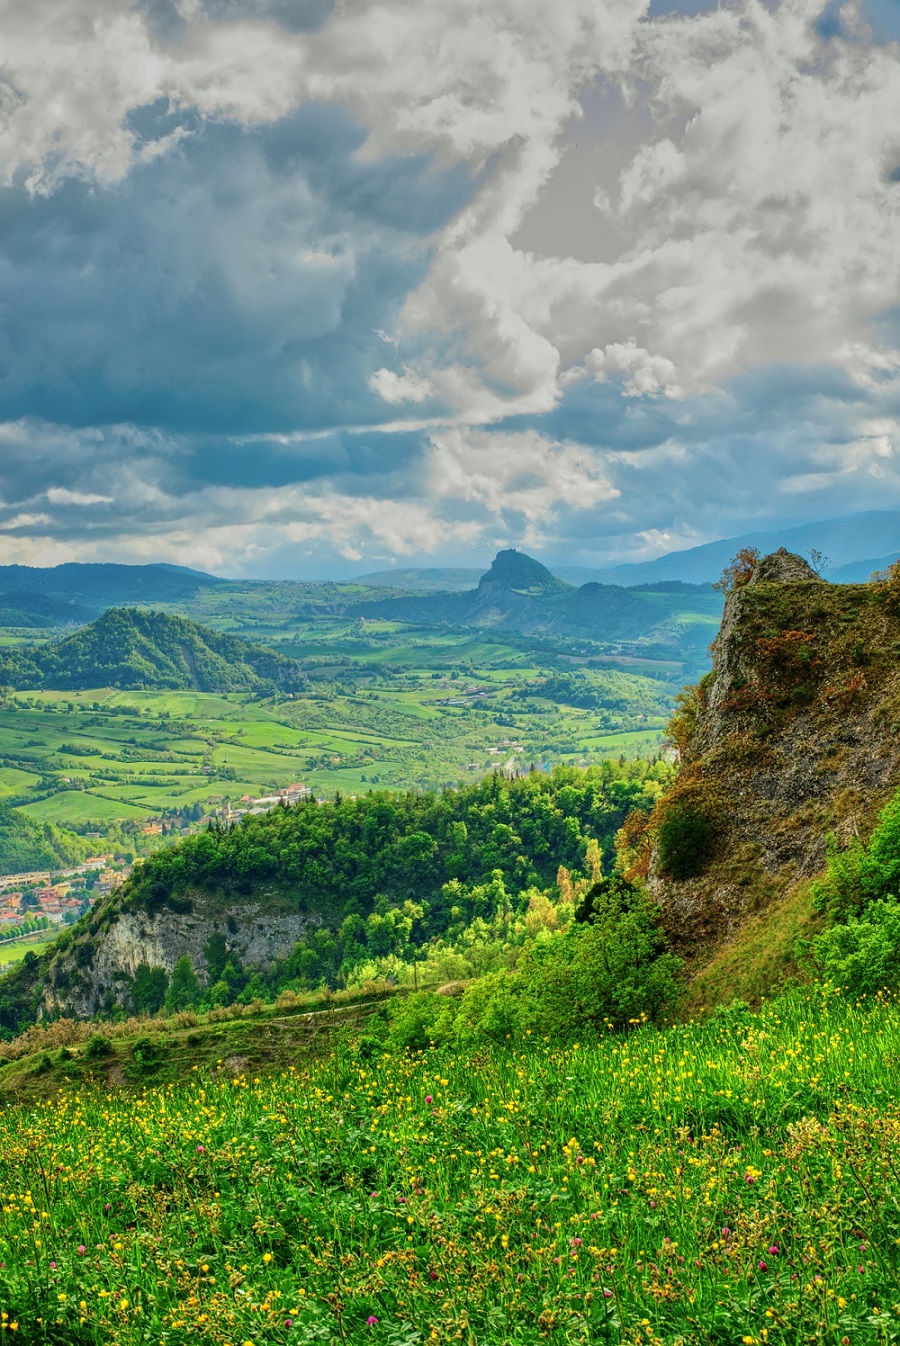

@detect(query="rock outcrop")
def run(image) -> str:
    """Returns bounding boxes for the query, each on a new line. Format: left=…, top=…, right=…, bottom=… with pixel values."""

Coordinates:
left=641, top=552, right=900, bottom=950
left=35, top=891, right=321, bottom=1018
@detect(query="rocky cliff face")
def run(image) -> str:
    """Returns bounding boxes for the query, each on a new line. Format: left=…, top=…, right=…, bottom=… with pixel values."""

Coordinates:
left=37, top=890, right=321, bottom=1018
left=643, top=550, right=900, bottom=950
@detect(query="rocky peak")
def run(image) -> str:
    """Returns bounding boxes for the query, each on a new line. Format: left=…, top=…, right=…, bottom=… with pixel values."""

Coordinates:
left=748, top=548, right=821, bottom=586
left=640, top=557, right=900, bottom=953
left=477, top=549, right=566, bottom=594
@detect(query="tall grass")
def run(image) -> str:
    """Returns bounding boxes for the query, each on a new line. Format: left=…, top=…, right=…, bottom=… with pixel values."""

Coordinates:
left=2, top=988, right=900, bottom=1343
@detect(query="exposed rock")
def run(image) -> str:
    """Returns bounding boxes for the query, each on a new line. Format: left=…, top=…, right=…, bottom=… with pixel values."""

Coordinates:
left=40, top=892, right=320, bottom=1018
left=644, top=553, right=900, bottom=951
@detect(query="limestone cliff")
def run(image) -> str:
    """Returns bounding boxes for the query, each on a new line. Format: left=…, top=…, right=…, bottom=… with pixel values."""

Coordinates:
left=29, top=889, right=323, bottom=1018
left=638, top=550, right=900, bottom=950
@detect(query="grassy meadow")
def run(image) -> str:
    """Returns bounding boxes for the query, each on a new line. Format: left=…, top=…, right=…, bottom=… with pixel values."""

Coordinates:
left=1, top=988, right=899, bottom=1344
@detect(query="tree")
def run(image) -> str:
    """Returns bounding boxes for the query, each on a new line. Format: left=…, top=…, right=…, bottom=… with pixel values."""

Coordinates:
left=165, top=954, right=201, bottom=1011
left=713, top=547, right=761, bottom=595
left=131, top=963, right=169, bottom=1015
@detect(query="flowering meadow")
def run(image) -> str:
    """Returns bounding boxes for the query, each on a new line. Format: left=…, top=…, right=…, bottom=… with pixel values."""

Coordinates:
left=2, top=990, right=900, bottom=1345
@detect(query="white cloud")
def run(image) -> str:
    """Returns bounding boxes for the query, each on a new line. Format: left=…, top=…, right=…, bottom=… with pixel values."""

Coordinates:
left=429, top=427, right=620, bottom=520
left=369, top=367, right=435, bottom=404
left=575, top=341, right=682, bottom=398
left=46, top=487, right=114, bottom=506
left=0, top=0, right=900, bottom=568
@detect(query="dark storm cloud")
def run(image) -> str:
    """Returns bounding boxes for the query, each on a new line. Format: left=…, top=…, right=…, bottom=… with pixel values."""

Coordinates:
left=0, top=101, right=470, bottom=436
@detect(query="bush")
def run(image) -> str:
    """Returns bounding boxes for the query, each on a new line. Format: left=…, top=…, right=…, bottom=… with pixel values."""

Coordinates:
left=657, top=802, right=714, bottom=880
left=813, top=900, right=900, bottom=997
left=131, top=1036, right=164, bottom=1074
left=84, top=1033, right=113, bottom=1059
left=812, top=788, right=900, bottom=922
left=386, top=991, right=459, bottom=1051
left=452, top=885, right=683, bottom=1044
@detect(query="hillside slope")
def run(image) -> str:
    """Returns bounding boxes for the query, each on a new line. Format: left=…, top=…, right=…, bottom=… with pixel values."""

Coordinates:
left=640, top=550, right=900, bottom=950
left=0, top=607, right=306, bottom=692
left=0, top=765, right=666, bottom=1025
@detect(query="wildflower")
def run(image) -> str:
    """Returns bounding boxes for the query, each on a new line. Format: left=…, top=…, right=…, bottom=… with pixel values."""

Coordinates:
left=758, top=1261, right=767, bottom=1272
left=424, top=1096, right=432, bottom=1104
left=767, top=1245, right=779, bottom=1255
left=77, top=1246, right=85, bottom=1256
left=603, top=1290, right=612, bottom=1299
left=366, top=1316, right=378, bottom=1326
left=284, top=1320, right=293, bottom=1328
left=429, top=1271, right=437, bottom=1281
left=262, top=1253, right=273, bottom=1264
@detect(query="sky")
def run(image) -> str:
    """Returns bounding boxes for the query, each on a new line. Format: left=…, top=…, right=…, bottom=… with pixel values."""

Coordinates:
left=0, top=0, right=898, bottom=578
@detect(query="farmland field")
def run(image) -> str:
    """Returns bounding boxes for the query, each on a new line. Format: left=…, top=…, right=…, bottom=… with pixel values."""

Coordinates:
left=0, top=619, right=682, bottom=842
left=0, top=987, right=897, bottom=1343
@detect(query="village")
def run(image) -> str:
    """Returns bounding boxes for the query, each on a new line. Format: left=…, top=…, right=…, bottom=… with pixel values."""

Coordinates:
left=0, top=782, right=314, bottom=939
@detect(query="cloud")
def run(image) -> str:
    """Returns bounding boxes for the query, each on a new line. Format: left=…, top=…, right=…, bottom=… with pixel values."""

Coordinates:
left=0, top=0, right=898, bottom=573
left=46, top=488, right=115, bottom=506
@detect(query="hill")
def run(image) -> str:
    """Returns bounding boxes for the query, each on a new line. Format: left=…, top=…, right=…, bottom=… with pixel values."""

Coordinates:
left=0, top=801, right=88, bottom=873
left=353, top=566, right=483, bottom=591
left=0, top=762, right=668, bottom=1025
left=584, top=509, right=900, bottom=585
left=361, top=548, right=663, bottom=641
left=0, top=561, right=225, bottom=624
left=634, top=550, right=900, bottom=959
left=0, top=608, right=307, bottom=693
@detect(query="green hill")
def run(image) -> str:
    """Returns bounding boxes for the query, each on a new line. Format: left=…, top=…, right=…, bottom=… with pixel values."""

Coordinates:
left=0, top=801, right=88, bottom=873
left=0, top=608, right=307, bottom=693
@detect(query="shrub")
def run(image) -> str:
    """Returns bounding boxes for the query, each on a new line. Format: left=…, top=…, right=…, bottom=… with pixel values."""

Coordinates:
left=386, top=991, right=459, bottom=1051
left=657, top=801, right=714, bottom=880
left=813, top=900, right=900, bottom=997
left=84, top=1033, right=112, bottom=1059
left=812, top=788, right=900, bottom=922
left=451, top=886, right=683, bottom=1044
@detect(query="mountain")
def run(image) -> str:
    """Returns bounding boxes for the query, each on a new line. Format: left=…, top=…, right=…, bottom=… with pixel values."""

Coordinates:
left=0, top=562, right=225, bottom=623
left=0, top=608, right=306, bottom=693
left=359, top=548, right=660, bottom=641
left=0, top=590, right=96, bottom=628
left=829, top=552, right=900, bottom=584
left=478, top=548, right=568, bottom=594
left=581, top=510, right=900, bottom=586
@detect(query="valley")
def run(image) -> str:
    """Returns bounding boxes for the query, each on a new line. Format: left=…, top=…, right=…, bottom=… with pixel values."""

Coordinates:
left=0, top=552, right=719, bottom=866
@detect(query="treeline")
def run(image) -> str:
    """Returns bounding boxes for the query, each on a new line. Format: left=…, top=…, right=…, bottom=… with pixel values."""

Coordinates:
left=510, top=668, right=671, bottom=713
left=129, top=761, right=673, bottom=927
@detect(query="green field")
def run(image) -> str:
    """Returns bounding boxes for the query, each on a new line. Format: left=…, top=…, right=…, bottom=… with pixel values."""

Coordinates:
left=0, top=928, right=59, bottom=967
left=0, top=987, right=898, bottom=1343
left=0, top=571, right=725, bottom=853
left=0, top=618, right=680, bottom=842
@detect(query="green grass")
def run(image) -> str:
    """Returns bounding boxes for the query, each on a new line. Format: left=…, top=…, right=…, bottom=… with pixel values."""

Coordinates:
left=0, top=928, right=59, bottom=967
left=1, top=988, right=899, bottom=1342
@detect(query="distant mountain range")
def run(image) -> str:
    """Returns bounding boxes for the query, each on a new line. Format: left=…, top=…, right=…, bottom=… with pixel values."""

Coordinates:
left=0, top=608, right=306, bottom=693
left=361, top=549, right=686, bottom=642
left=567, top=511, right=900, bottom=586
left=0, top=563, right=225, bottom=627
left=353, top=510, right=900, bottom=591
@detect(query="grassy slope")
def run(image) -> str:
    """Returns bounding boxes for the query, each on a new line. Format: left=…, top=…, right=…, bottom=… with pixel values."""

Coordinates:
left=1, top=989, right=898, bottom=1343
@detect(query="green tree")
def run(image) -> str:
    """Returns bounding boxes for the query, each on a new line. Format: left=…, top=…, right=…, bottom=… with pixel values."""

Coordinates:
left=165, top=955, right=201, bottom=1011
left=130, top=963, right=169, bottom=1015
